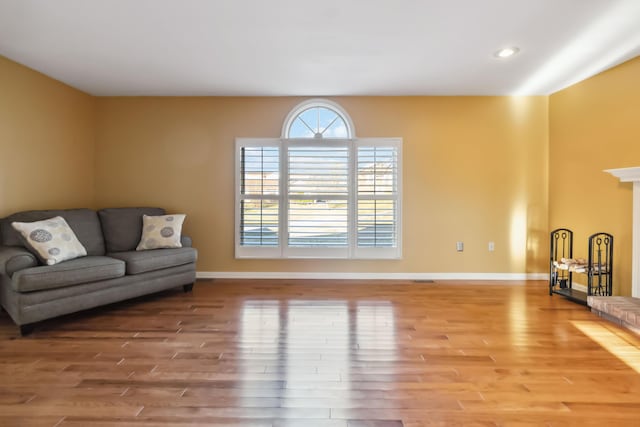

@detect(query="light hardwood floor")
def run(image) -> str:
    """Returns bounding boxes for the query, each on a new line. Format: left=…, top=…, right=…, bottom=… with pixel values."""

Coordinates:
left=1, top=279, right=639, bottom=426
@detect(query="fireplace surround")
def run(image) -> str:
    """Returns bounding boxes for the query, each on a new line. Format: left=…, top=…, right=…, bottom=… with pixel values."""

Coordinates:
left=605, top=167, right=640, bottom=297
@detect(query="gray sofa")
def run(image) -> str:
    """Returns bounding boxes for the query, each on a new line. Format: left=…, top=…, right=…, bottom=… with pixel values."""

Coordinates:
left=0, top=207, right=197, bottom=334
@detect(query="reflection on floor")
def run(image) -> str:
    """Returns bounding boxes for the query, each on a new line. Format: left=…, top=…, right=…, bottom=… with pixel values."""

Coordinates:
left=240, top=299, right=396, bottom=406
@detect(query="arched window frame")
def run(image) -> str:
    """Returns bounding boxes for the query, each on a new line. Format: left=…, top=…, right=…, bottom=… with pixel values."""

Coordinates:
left=281, top=98, right=356, bottom=139
left=235, top=99, right=401, bottom=260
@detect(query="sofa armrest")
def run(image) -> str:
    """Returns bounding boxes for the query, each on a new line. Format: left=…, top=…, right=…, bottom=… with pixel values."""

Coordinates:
left=0, top=246, right=38, bottom=277
left=180, top=235, right=193, bottom=248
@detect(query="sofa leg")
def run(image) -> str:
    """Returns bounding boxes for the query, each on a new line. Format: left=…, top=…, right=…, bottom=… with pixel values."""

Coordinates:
left=183, top=283, right=194, bottom=293
left=19, top=324, right=34, bottom=336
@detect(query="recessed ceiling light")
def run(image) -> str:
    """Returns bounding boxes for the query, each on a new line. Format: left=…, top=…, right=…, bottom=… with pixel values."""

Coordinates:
left=494, top=47, right=520, bottom=59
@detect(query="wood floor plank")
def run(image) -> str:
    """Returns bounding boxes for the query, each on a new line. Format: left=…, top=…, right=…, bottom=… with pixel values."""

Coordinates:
left=1, top=279, right=640, bottom=425
left=0, top=416, right=64, bottom=427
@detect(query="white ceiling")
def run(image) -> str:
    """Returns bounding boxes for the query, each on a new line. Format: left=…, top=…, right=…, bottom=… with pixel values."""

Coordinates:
left=0, top=0, right=639, bottom=96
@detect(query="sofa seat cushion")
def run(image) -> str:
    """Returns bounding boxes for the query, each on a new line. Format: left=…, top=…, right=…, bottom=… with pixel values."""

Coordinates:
left=109, top=247, right=197, bottom=275
left=11, top=256, right=125, bottom=293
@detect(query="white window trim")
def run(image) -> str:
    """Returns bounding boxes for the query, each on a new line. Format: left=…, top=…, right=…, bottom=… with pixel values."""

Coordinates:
left=235, top=137, right=402, bottom=260
left=281, top=98, right=356, bottom=139
left=353, top=138, right=402, bottom=260
left=235, top=138, right=281, bottom=259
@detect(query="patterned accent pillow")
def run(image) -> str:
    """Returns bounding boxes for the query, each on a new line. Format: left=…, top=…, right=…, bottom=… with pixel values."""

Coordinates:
left=136, top=214, right=186, bottom=251
left=11, top=216, right=88, bottom=265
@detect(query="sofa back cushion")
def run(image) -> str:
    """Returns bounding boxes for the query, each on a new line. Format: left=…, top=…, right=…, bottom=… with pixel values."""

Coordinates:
left=98, top=207, right=165, bottom=253
left=0, top=209, right=106, bottom=256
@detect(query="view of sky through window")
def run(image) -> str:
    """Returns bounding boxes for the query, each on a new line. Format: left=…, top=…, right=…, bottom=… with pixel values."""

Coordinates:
left=288, top=106, right=348, bottom=138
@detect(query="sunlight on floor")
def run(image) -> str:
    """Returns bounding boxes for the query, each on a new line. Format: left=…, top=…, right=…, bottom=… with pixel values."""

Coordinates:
left=572, top=320, right=640, bottom=374
left=508, top=289, right=528, bottom=345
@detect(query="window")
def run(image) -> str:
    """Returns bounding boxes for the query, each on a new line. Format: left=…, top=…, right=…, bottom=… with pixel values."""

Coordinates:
left=282, top=99, right=354, bottom=139
left=236, top=100, right=401, bottom=259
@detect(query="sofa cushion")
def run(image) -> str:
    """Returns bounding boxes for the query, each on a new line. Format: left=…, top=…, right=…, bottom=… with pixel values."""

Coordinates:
left=136, top=214, right=186, bottom=250
left=12, top=216, right=88, bottom=265
left=5, top=264, right=195, bottom=310
left=108, top=247, right=197, bottom=275
left=11, top=256, right=125, bottom=292
left=98, top=207, right=165, bottom=253
left=1, top=209, right=105, bottom=256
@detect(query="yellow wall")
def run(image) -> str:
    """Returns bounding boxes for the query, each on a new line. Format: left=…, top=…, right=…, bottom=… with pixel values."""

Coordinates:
left=0, top=56, right=96, bottom=217
left=4, top=52, right=638, bottom=283
left=549, top=57, right=640, bottom=296
left=95, top=96, right=549, bottom=274
left=0, top=54, right=551, bottom=276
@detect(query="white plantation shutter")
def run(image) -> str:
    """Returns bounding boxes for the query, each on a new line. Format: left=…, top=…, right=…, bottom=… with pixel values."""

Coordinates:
left=236, top=141, right=281, bottom=258
left=354, top=140, right=401, bottom=259
left=236, top=137, right=401, bottom=259
left=285, top=142, right=350, bottom=258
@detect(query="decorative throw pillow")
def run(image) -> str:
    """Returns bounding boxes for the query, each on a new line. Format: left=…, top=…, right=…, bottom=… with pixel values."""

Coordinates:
left=11, top=216, right=88, bottom=265
left=136, top=214, right=186, bottom=251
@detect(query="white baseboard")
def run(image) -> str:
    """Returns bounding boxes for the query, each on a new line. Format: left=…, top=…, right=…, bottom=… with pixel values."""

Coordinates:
left=196, top=271, right=548, bottom=281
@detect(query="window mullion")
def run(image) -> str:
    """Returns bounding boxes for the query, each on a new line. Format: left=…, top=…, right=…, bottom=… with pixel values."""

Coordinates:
left=280, top=139, right=288, bottom=257
left=348, top=141, right=357, bottom=258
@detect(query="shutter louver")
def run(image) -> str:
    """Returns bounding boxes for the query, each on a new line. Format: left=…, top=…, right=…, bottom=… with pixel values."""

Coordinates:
left=239, top=146, right=279, bottom=247
left=357, top=146, right=399, bottom=248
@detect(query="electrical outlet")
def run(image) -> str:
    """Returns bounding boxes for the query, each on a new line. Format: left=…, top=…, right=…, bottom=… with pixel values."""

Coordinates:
left=488, top=241, right=495, bottom=252
left=456, top=241, right=464, bottom=252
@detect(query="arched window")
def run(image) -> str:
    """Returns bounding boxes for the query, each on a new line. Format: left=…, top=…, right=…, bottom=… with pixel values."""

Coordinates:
left=282, top=99, right=355, bottom=139
left=236, top=99, right=401, bottom=260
